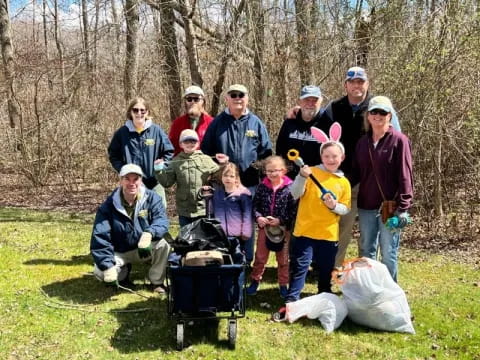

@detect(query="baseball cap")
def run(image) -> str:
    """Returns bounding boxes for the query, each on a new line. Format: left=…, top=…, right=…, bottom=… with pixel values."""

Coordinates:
left=345, top=66, right=368, bottom=81
left=179, top=129, right=199, bottom=143
left=119, top=164, right=143, bottom=177
left=184, top=85, right=204, bottom=97
left=265, top=225, right=286, bottom=252
left=368, top=96, right=394, bottom=113
left=227, top=84, right=248, bottom=94
left=299, top=85, right=322, bottom=99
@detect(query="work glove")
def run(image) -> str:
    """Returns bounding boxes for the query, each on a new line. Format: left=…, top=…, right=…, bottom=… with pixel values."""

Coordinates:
left=138, top=232, right=153, bottom=258
left=103, top=266, right=118, bottom=287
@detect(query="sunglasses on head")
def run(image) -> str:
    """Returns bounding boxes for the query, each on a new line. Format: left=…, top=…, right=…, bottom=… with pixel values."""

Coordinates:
left=229, top=92, right=245, bottom=99
left=132, top=108, right=147, bottom=114
left=369, top=109, right=389, bottom=116
left=185, top=97, right=201, bottom=103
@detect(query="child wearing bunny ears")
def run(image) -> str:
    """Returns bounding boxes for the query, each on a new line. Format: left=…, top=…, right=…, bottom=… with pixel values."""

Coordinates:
left=273, top=122, right=351, bottom=321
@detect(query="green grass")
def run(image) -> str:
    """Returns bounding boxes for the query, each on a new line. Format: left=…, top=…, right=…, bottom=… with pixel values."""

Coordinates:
left=0, top=207, right=479, bottom=359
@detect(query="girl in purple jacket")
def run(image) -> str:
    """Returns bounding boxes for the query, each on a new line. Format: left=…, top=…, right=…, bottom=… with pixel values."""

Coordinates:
left=246, top=156, right=297, bottom=298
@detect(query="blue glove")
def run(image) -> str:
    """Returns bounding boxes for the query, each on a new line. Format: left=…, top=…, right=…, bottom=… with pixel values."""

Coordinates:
left=154, top=162, right=165, bottom=171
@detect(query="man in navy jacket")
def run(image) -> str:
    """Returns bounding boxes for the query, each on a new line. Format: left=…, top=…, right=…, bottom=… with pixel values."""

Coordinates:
left=90, top=164, right=170, bottom=293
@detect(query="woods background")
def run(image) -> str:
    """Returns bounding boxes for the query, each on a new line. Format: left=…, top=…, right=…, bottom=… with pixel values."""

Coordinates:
left=0, top=0, right=479, bottom=245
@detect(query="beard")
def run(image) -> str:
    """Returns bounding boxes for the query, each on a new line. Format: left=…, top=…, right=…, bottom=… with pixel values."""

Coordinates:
left=301, top=108, right=316, bottom=121
left=187, top=103, right=203, bottom=118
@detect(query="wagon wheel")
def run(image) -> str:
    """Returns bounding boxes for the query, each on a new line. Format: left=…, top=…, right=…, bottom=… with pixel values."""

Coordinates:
left=227, top=319, right=237, bottom=349
left=176, top=321, right=185, bottom=351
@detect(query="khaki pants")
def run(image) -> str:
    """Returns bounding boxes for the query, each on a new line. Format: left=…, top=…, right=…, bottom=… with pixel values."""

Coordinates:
left=93, top=239, right=171, bottom=285
left=335, top=184, right=359, bottom=267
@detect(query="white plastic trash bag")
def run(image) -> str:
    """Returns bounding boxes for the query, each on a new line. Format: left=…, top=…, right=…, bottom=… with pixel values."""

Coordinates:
left=335, top=257, right=415, bottom=334
left=285, top=293, right=348, bottom=333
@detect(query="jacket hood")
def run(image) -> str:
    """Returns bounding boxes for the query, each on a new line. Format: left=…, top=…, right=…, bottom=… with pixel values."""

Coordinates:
left=125, top=119, right=153, bottom=132
left=112, top=184, right=148, bottom=217
left=318, top=164, right=345, bottom=177
left=261, top=175, right=293, bottom=189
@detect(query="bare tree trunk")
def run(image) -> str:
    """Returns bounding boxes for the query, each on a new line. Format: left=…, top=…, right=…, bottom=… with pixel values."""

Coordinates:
left=0, top=0, right=22, bottom=129
left=433, top=116, right=444, bottom=217
left=110, top=0, right=121, bottom=54
left=294, top=0, right=312, bottom=84
left=93, top=0, right=100, bottom=74
left=159, top=0, right=182, bottom=120
left=210, top=0, right=247, bottom=116
left=249, top=0, right=265, bottom=118
left=178, top=0, right=203, bottom=87
left=53, top=0, right=66, bottom=100
left=124, top=0, right=139, bottom=102
left=81, top=0, right=92, bottom=71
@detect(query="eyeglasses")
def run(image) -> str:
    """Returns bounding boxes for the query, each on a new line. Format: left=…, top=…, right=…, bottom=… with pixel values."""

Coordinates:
left=185, top=97, right=202, bottom=103
left=182, top=139, right=198, bottom=144
left=229, top=92, right=245, bottom=99
left=132, top=108, right=147, bottom=114
left=369, top=109, right=389, bottom=116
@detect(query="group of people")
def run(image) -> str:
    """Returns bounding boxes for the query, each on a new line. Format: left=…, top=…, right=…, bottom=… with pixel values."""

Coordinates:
left=89, top=67, right=413, bottom=311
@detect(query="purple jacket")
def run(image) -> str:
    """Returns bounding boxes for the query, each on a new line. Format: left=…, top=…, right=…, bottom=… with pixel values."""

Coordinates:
left=253, top=176, right=297, bottom=230
left=352, top=127, right=413, bottom=212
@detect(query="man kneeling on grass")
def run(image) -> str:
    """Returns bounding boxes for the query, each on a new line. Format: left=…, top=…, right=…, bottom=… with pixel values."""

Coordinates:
left=90, top=164, right=171, bottom=294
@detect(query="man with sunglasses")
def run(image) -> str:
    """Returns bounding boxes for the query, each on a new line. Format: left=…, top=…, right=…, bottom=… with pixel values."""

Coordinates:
left=201, top=84, right=273, bottom=264
left=319, top=66, right=401, bottom=267
left=169, top=85, right=214, bottom=156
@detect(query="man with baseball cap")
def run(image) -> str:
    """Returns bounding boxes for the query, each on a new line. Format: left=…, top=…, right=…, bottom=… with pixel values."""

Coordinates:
left=276, top=85, right=333, bottom=179
left=169, top=85, right=214, bottom=156
left=90, top=164, right=171, bottom=294
left=201, top=84, right=273, bottom=264
left=320, top=66, right=401, bottom=267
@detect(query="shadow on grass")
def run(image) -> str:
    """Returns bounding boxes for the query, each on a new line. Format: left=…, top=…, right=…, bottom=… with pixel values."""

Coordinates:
left=25, top=254, right=92, bottom=266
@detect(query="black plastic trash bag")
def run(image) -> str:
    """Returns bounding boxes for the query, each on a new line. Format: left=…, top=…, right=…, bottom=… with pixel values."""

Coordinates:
left=172, top=218, right=232, bottom=255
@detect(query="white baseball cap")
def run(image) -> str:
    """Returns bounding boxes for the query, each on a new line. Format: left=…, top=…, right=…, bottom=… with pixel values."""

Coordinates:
left=119, top=164, right=143, bottom=177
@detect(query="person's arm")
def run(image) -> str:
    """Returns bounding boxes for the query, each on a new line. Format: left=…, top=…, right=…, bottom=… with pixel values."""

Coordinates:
left=155, top=161, right=177, bottom=188
left=240, top=194, right=253, bottom=240
left=145, top=192, right=170, bottom=240
left=200, top=118, right=217, bottom=156
left=395, top=136, right=413, bottom=212
left=107, top=129, right=125, bottom=173
left=275, top=120, right=288, bottom=158
left=256, top=121, right=273, bottom=160
left=90, top=206, right=115, bottom=271
left=157, top=127, right=175, bottom=162
left=330, top=179, right=351, bottom=216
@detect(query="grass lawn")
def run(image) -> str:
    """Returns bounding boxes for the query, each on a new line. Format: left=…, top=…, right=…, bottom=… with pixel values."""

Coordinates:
left=0, top=207, right=479, bottom=359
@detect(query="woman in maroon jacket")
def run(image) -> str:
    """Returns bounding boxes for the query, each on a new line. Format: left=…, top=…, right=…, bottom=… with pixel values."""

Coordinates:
left=351, top=96, right=413, bottom=282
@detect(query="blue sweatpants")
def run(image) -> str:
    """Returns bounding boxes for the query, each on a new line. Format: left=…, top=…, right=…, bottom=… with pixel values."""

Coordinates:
left=285, top=236, right=338, bottom=303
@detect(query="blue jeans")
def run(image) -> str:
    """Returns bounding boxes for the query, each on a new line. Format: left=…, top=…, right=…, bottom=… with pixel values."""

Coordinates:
left=285, top=236, right=338, bottom=303
left=358, top=208, right=401, bottom=282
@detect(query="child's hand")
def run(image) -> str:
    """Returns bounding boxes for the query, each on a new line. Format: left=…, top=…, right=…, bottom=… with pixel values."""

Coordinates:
left=257, top=216, right=269, bottom=228
left=299, top=165, right=311, bottom=178
left=154, top=158, right=164, bottom=171
left=322, top=193, right=337, bottom=210
left=215, top=153, right=229, bottom=164
left=266, top=216, right=280, bottom=226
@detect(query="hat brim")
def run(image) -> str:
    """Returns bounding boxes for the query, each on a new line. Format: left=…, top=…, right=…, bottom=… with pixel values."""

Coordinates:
left=368, top=104, right=392, bottom=113
left=299, top=94, right=321, bottom=100
left=180, top=136, right=199, bottom=142
left=345, top=76, right=368, bottom=81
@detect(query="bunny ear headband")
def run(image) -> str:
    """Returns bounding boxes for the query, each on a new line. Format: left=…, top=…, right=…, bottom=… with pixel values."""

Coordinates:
left=310, top=122, right=345, bottom=154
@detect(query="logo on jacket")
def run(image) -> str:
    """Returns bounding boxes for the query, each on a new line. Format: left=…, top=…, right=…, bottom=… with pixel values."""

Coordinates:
left=145, top=139, right=155, bottom=146
left=245, top=130, right=257, bottom=138
left=138, top=209, right=149, bottom=217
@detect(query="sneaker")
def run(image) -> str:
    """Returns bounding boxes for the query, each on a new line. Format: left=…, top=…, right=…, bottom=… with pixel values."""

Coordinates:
left=272, top=306, right=287, bottom=322
left=152, top=284, right=168, bottom=294
left=246, top=281, right=259, bottom=295
left=279, top=285, right=288, bottom=299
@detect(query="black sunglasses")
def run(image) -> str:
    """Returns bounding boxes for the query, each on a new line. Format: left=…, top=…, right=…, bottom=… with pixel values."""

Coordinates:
left=229, top=92, right=245, bottom=99
left=369, top=109, right=389, bottom=116
left=132, top=108, right=147, bottom=114
left=185, top=97, right=202, bottom=103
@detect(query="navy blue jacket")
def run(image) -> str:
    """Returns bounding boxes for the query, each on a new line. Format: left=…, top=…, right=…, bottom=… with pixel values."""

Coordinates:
left=201, top=109, right=272, bottom=187
left=90, top=185, right=169, bottom=271
left=108, top=120, right=174, bottom=189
